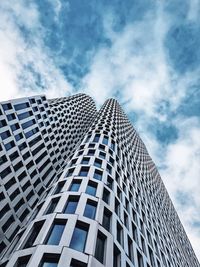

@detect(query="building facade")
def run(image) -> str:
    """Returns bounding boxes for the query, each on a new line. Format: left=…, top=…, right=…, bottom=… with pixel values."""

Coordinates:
left=0, top=95, right=199, bottom=267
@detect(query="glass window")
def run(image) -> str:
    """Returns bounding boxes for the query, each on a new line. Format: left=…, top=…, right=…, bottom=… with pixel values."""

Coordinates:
left=10, top=123, right=20, bottom=132
left=102, top=188, right=110, bottom=204
left=6, top=113, right=16, bottom=121
left=54, top=181, right=65, bottom=194
left=69, top=180, right=81, bottom=192
left=45, top=198, right=60, bottom=215
left=86, top=182, right=97, bottom=196
left=22, top=119, right=35, bottom=130
left=117, top=222, right=123, bottom=246
left=70, top=259, right=87, bottom=267
left=2, top=103, right=12, bottom=110
left=15, top=256, right=31, bottom=267
left=69, top=223, right=88, bottom=252
left=81, top=157, right=90, bottom=165
left=40, top=254, right=59, bottom=267
left=64, top=197, right=79, bottom=214
left=128, top=236, right=134, bottom=261
left=107, top=176, right=113, bottom=189
left=0, top=130, right=11, bottom=140
left=137, top=251, right=144, bottom=267
left=113, top=244, right=121, bottom=267
left=0, top=119, right=6, bottom=127
left=24, top=220, right=45, bottom=248
left=17, top=111, right=33, bottom=120
left=87, top=149, right=95, bottom=156
left=95, top=231, right=106, bottom=264
left=102, top=136, right=108, bottom=145
left=94, top=158, right=102, bottom=168
left=14, top=102, right=30, bottom=111
left=79, top=167, right=89, bottom=177
left=94, top=169, right=102, bottom=181
left=83, top=200, right=97, bottom=219
left=102, top=208, right=112, bottom=232
left=45, top=221, right=65, bottom=245
left=99, top=151, right=106, bottom=159
left=66, top=168, right=75, bottom=177
left=93, top=134, right=100, bottom=143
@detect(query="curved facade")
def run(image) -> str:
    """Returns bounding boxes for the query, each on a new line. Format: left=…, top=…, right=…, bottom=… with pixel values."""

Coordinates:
left=0, top=96, right=199, bottom=267
left=0, top=93, right=96, bottom=260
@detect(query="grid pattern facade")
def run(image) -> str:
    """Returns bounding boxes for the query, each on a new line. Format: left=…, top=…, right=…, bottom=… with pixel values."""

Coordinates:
left=0, top=96, right=199, bottom=267
left=0, top=94, right=96, bottom=258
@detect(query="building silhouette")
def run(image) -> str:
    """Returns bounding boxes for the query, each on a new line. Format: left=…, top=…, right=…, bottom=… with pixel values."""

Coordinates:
left=0, top=94, right=199, bottom=267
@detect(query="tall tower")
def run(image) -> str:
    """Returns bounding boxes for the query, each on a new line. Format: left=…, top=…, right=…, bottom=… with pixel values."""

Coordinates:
left=0, top=96, right=199, bottom=267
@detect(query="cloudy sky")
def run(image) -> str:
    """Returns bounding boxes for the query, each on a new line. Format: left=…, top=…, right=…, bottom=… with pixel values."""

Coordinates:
left=0, top=0, right=200, bottom=260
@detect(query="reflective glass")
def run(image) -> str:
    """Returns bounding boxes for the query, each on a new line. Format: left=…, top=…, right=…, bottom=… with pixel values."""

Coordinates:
left=70, top=225, right=88, bottom=252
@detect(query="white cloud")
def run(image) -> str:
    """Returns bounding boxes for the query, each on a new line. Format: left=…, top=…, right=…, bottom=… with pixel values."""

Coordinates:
left=0, top=1, right=73, bottom=102
left=159, top=117, right=200, bottom=259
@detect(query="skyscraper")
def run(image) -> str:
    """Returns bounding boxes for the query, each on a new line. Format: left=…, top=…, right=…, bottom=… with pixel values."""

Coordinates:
left=0, top=95, right=199, bottom=267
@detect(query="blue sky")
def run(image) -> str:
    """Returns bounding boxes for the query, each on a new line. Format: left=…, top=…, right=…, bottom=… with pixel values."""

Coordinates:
left=0, top=0, right=200, bottom=259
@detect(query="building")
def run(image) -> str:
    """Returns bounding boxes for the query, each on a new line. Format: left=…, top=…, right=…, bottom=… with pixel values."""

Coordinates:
left=0, top=95, right=199, bottom=267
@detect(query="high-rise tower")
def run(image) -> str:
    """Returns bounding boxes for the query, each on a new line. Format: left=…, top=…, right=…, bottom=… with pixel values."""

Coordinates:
left=0, top=95, right=199, bottom=267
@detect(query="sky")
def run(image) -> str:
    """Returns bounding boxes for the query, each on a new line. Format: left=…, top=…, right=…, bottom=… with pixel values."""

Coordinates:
left=0, top=0, right=200, bottom=260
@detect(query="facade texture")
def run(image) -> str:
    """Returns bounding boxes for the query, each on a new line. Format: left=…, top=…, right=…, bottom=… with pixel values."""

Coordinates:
left=0, top=95, right=199, bottom=267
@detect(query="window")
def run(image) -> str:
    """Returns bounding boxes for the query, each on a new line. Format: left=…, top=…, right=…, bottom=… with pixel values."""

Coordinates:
left=64, top=197, right=79, bottom=214
left=79, top=167, right=89, bottom=177
left=86, top=182, right=97, bottom=196
left=113, top=244, right=121, bottom=267
left=2, top=103, right=12, bottom=110
left=81, top=157, right=90, bottom=165
left=111, top=141, right=115, bottom=151
left=54, top=181, right=65, bottom=194
left=94, top=158, right=102, bottom=168
left=45, top=221, right=66, bottom=245
left=99, top=151, right=106, bottom=159
left=45, top=197, right=60, bottom=215
left=128, top=236, right=134, bottom=261
left=102, top=188, right=110, bottom=204
left=14, top=102, right=30, bottom=111
left=23, top=220, right=44, bottom=248
left=4, top=140, right=15, bottom=151
left=1, top=130, right=11, bottom=140
left=106, top=164, right=112, bottom=174
left=0, top=155, right=7, bottom=166
left=102, top=208, right=112, bottom=231
left=70, top=259, right=87, bottom=267
left=87, top=149, right=95, bottom=156
left=40, top=254, right=60, bottom=267
left=83, top=200, right=97, bottom=219
left=22, top=119, right=35, bottom=130
left=69, top=222, right=89, bottom=252
left=15, top=132, right=23, bottom=141
left=66, top=168, right=75, bottom=177
left=0, top=166, right=11, bottom=179
left=11, top=123, right=20, bottom=132
left=17, top=111, right=33, bottom=120
left=93, top=134, right=100, bottom=143
left=115, top=199, right=120, bottom=216
left=137, top=251, right=144, bottom=267
left=0, top=119, right=6, bottom=127
left=94, top=169, right=103, bottom=181
left=103, top=136, right=108, bottom=145
left=7, top=113, right=16, bottom=121
left=95, top=231, right=106, bottom=264
left=117, top=222, right=123, bottom=247
left=15, top=256, right=31, bottom=267
left=69, top=180, right=81, bottom=192
left=107, top=176, right=113, bottom=189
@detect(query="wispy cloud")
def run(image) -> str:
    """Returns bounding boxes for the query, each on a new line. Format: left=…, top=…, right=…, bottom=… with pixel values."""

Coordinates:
left=0, top=1, right=73, bottom=101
